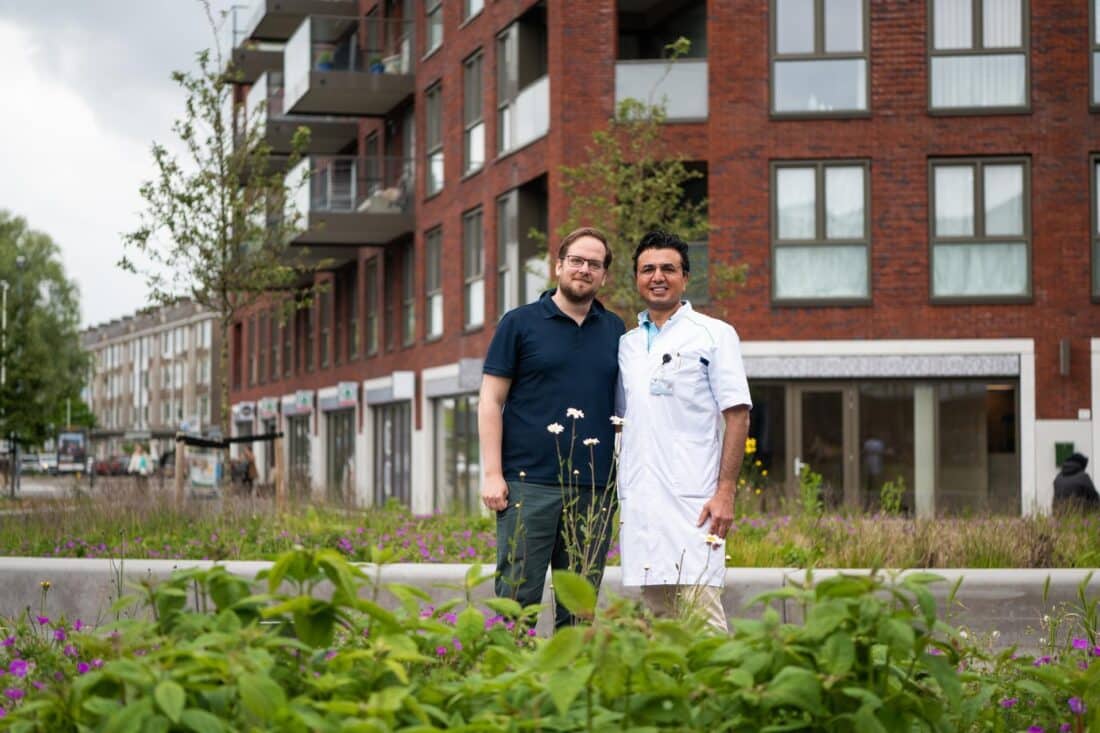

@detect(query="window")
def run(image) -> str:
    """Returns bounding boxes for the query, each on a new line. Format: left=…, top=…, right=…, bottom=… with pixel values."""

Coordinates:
left=463, top=51, right=485, bottom=174
left=282, top=319, right=292, bottom=377
left=929, top=0, right=1028, bottom=111
left=247, top=316, right=256, bottom=386
left=464, top=0, right=484, bottom=21
left=772, top=160, right=870, bottom=302
left=348, top=268, right=359, bottom=360
left=425, top=227, right=444, bottom=338
left=497, top=17, right=549, bottom=154
left=425, top=0, right=443, bottom=54
left=434, top=394, right=480, bottom=513
left=771, top=0, right=868, bottom=115
left=1093, top=0, right=1100, bottom=107
left=930, top=158, right=1030, bottom=299
left=425, top=83, right=444, bottom=196
left=269, top=308, right=278, bottom=381
left=496, top=187, right=548, bottom=318
left=365, top=257, right=379, bottom=355
left=320, top=290, right=331, bottom=368
left=402, top=243, right=416, bottom=346
left=463, top=208, right=485, bottom=328
left=373, top=401, right=412, bottom=506
left=1092, top=156, right=1100, bottom=297
left=305, top=304, right=315, bottom=371
left=257, top=312, right=267, bottom=384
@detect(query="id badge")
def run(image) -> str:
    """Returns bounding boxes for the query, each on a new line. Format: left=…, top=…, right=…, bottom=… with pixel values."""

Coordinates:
left=649, top=376, right=673, bottom=396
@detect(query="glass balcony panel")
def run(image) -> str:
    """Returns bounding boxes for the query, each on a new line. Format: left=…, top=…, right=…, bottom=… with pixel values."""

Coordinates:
left=775, top=245, right=868, bottom=299
left=930, top=54, right=1027, bottom=109
left=465, top=122, right=485, bottom=173
left=614, top=60, right=707, bottom=119
left=513, top=75, right=549, bottom=149
left=774, top=59, right=867, bottom=113
left=285, top=18, right=312, bottom=111
left=932, top=243, right=1028, bottom=296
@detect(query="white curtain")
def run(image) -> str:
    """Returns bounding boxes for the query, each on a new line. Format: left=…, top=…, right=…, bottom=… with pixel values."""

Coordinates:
left=931, top=54, right=1026, bottom=108
left=934, top=0, right=971, bottom=49
left=775, top=245, right=867, bottom=299
left=933, top=243, right=1027, bottom=296
left=777, top=168, right=816, bottom=239
left=776, top=0, right=814, bottom=54
left=983, top=0, right=1021, bottom=48
left=983, top=164, right=1023, bottom=236
left=825, top=166, right=865, bottom=239
left=934, top=166, right=974, bottom=237
left=774, top=58, right=867, bottom=112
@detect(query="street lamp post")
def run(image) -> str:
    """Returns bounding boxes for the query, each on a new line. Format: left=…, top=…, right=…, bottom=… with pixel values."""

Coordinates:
left=9, top=255, right=24, bottom=498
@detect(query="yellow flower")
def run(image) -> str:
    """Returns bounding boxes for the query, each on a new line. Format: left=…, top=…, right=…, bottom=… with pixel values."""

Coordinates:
left=738, top=478, right=746, bottom=486
left=754, top=488, right=761, bottom=495
left=744, top=437, right=757, bottom=455
left=761, top=469, right=768, bottom=477
left=39, top=580, right=51, bottom=591
left=754, top=460, right=762, bottom=467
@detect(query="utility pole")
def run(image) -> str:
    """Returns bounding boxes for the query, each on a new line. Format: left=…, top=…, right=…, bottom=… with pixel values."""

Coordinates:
left=1, top=279, right=6, bottom=495
left=9, top=255, right=25, bottom=499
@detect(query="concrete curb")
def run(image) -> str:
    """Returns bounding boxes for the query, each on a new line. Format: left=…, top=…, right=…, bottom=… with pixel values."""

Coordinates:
left=3, top=558, right=1095, bottom=647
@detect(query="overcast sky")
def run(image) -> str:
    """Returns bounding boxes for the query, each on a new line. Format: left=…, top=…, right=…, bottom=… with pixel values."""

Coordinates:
left=0, top=0, right=239, bottom=328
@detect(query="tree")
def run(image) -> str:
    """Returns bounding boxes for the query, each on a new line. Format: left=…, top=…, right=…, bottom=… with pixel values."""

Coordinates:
left=120, top=1, right=320, bottom=434
left=0, top=211, right=89, bottom=446
left=550, top=39, right=745, bottom=320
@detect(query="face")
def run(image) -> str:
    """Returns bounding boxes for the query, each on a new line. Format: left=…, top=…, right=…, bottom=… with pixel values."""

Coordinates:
left=635, top=247, right=688, bottom=313
left=555, top=235, right=609, bottom=303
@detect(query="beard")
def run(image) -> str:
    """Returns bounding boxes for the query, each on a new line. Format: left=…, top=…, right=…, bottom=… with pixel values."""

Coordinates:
left=557, top=276, right=597, bottom=304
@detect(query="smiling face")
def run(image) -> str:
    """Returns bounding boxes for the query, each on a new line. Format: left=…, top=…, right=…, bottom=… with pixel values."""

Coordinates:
left=554, top=235, right=609, bottom=304
left=635, top=246, right=688, bottom=314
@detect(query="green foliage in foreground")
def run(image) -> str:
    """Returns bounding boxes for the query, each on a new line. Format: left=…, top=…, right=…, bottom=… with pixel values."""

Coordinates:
left=3, top=549, right=1099, bottom=731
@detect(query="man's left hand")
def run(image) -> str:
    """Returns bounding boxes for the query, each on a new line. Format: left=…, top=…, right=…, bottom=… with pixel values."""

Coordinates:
left=697, top=489, right=735, bottom=544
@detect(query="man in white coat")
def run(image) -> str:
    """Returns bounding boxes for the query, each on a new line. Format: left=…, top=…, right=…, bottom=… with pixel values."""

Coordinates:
left=616, top=230, right=752, bottom=632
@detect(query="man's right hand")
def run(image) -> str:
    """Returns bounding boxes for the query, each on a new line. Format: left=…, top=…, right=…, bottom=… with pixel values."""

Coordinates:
left=482, top=475, right=510, bottom=512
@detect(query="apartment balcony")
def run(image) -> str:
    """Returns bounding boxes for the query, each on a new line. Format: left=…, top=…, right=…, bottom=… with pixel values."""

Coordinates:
left=614, top=59, right=708, bottom=120
left=284, top=17, right=414, bottom=117
left=231, top=41, right=283, bottom=84
left=241, top=71, right=357, bottom=160
left=287, top=155, right=414, bottom=246
left=245, top=0, right=357, bottom=42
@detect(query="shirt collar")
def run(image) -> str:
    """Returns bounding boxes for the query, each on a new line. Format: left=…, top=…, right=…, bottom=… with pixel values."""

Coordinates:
left=539, top=289, right=605, bottom=320
left=638, top=300, right=693, bottom=328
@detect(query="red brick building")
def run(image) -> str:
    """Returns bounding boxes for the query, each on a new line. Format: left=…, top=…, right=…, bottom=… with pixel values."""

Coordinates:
left=227, top=0, right=1100, bottom=517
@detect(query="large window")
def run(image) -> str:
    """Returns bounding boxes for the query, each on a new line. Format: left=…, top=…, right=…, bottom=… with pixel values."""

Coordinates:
left=1093, top=0, right=1100, bottom=107
left=268, top=308, right=278, bottom=381
left=347, top=268, right=359, bottom=360
left=320, top=290, right=331, bottom=368
left=365, top=257, right=379, bottom=356
left=463, top=208, right=485, bottom=328
left=497, top=14, right=549, bottom=154
left=287, top=415, right=311, bottom=500
left=373, top=401, right=411, bottom=507
left=325, top=409, right=355, bottom=504
left=929, top=0, right=1028, bottom=112
left=425, top=83, right=444, bottom=196
left=463, top=51, right=485, bottom=175
left=771, top=0, right=868, bottom=115
left=282, top=318, right=291, bottom=377
left=425, top=227, right=443, bottom=338
left=463, top=0, right=484, bottom=21
left=425, top=0, right=443, bottom=54
left=246, top=316, right=256, bottom=386
left=930, top=158, right=1030, bottom=299
left=1093, top=156, right=1100, bottom=297
left=496, top=187, right=548, bottom=318
left=402, top=243, right=416, bottom=346
left=772, top=160, right=870, bottom=303
left=434, top=394, right=480, bottom=513
left=257, top=312, right=267, bottom=384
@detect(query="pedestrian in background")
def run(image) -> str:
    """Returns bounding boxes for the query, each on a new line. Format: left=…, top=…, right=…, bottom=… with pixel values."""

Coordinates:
left=1053, top=452, right=1099, bottom=512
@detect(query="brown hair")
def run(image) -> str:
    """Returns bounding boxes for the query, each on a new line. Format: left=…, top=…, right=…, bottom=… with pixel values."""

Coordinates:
left=559, top=227, right=612, bottom=269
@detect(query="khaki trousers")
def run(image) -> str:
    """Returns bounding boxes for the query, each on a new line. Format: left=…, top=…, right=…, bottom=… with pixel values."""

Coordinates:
left=641, top=584, right=728, bottom=633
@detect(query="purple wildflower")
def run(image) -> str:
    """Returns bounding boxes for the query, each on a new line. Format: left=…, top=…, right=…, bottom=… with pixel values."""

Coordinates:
left=53, top=628, right=66, bottom=642
left=1034, top=656, right=1052, bottom=667
left=3, top=689, right=22, bottom=701
left=928, top=647, right=943, bottom=656
left=63, top=645, right=77, bottom=658
left=91, top=659, right=103, bottom=669
left=442, top=612, right=457, bottom=625
left=435, top=646, right=447, bottom=657
left=8, top=660, right=27, bottom=678
left=527, top=628, right=537, bottom=637
left=72, top=619, right=84, bottom=632
left=1027, top=727, right=1044, bottom=733
left=1061, top=725, right=1072, bottom=732
left=31, top=680, right=44, bottom=690
left=324, top=650, right=337, bottom=661
left=1069, top=697, right=1086, bottom=715
left=0, top=707, right=5, bottom=717
left=1072, top=638, right=1089, bottom=650
left=76, top=662, right=89, bottom=674
left=1, top=637, right=13, bottom=648
left=35, top=616, right=49, bottom=626
left=1000, top=698, right=1018, bottom=709
left=452, top=639, right=463, bottom=652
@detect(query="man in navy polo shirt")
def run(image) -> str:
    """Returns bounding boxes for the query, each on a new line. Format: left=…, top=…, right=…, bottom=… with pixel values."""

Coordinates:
left=478, top=227, right=626, bottom=628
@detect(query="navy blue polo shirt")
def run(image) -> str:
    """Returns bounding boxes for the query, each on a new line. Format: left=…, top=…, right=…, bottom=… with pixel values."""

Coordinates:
left=484, top=290, right=625, bottom=489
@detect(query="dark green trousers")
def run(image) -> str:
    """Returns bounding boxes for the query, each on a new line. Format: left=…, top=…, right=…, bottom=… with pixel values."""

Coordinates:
left=495, top=480, right=615, bottom=628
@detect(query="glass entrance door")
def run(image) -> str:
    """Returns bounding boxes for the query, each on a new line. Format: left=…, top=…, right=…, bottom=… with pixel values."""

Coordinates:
left=325, top=409, right=356, bottom=504
left=793, top=386, right=857, bottom=508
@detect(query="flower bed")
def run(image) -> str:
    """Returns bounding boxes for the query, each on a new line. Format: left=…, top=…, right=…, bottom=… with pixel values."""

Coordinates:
left=0, top=549, right=1097, bottom=731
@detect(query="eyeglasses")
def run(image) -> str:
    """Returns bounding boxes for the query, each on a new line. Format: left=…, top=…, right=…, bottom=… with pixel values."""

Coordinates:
left=560, top=254, right=606, bottom=272
left=638, top=263, right=683, bottom=277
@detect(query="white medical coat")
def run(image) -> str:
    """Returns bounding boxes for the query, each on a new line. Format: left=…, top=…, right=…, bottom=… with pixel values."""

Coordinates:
left=616, top=303, right=752, bottom=587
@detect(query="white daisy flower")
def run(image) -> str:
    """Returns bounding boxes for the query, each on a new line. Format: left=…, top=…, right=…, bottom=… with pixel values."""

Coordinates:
left=582, top=438, right=600, bottom=446
left=566, top=407, right=585, bottom=419
left=547, top=423, right=565, bottom=435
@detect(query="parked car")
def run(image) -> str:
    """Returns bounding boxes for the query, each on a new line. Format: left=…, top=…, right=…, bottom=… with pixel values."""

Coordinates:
left=93, top=456, right=127, bottom=476
left=19, top=453, right=40, bottom=474
left=38, top=454, right=58, bottom=475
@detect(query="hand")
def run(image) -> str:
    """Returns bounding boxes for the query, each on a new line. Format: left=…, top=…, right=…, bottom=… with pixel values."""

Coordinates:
left=697, top=489, right=734, bottom=545
left=482, top=475, right=510, bottom=512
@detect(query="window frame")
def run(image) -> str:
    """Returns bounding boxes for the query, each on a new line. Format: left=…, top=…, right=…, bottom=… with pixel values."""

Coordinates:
left=463, top=50, right=485, bottom=176
left=1092, top=154, right=1100, bottom=300
left=268, top=308, right=279, bottom=382
left=320, top=289, right=332, bottom=368
left=927, top=156, right=1032, bottom=303
left=926, top=0, right=1031, bottom=116
left=1092, top=0, right=1100, bottom=110
left=402, top=242, right=416, bottom=347
left=462, top=0, right=484, bottom=23
left=770, top=159, right=873, bottom=306
left=425, top=0, right=443, bottom=56
left=463, top=207, right=485, bottom=329
left=365, top=257, right=379, bottom=356
left=425, top=227, right=444, bottom=339
left=425, top=82, right=444, bottom=197
left=347, top=267, right=359, bottom=361
left=769, top=0, right=871, bottom=119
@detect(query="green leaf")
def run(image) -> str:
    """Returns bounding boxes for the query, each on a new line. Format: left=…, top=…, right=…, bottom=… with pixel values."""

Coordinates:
left=82, top=696, right=122, bottom=717
left=878, top=617, right=915, bottom=655
left=180, top=708, right=227, bottom=733
left=761, top=667, right=824, bottom=716
left=484, top=597, right=524, bottom=619
left=238, top=672, right=286, bottom=721
left=104, top=698, right=153, bottom=733
left=456, top=606, right=484, bottom=645
left=803, top=600, right=849, bottom=639
left=853, top=705, right=888, bottom=733
left=551, top=571, right=597, bottom=619
left=532, top=626, right=586, bottom=672
left=154, top=680, right=186, bottom=724
left=821, top=631, right=856, bottom=677
left=547, top=664, right=593, bottom=715
left=922, top=652, right=961, bottom=708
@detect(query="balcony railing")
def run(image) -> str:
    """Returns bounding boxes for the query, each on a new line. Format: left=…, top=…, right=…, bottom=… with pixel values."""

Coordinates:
left=287, top=155, right=415, bottom=245
left=284, top=16, right=415, bottom=116
left=614, top=59, right=708, bottom=120
left=238, top=71, right=356, bottom=157
left=499, top=75, right=549, bottom=153
left=244, top=0, right=357, bottom=42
